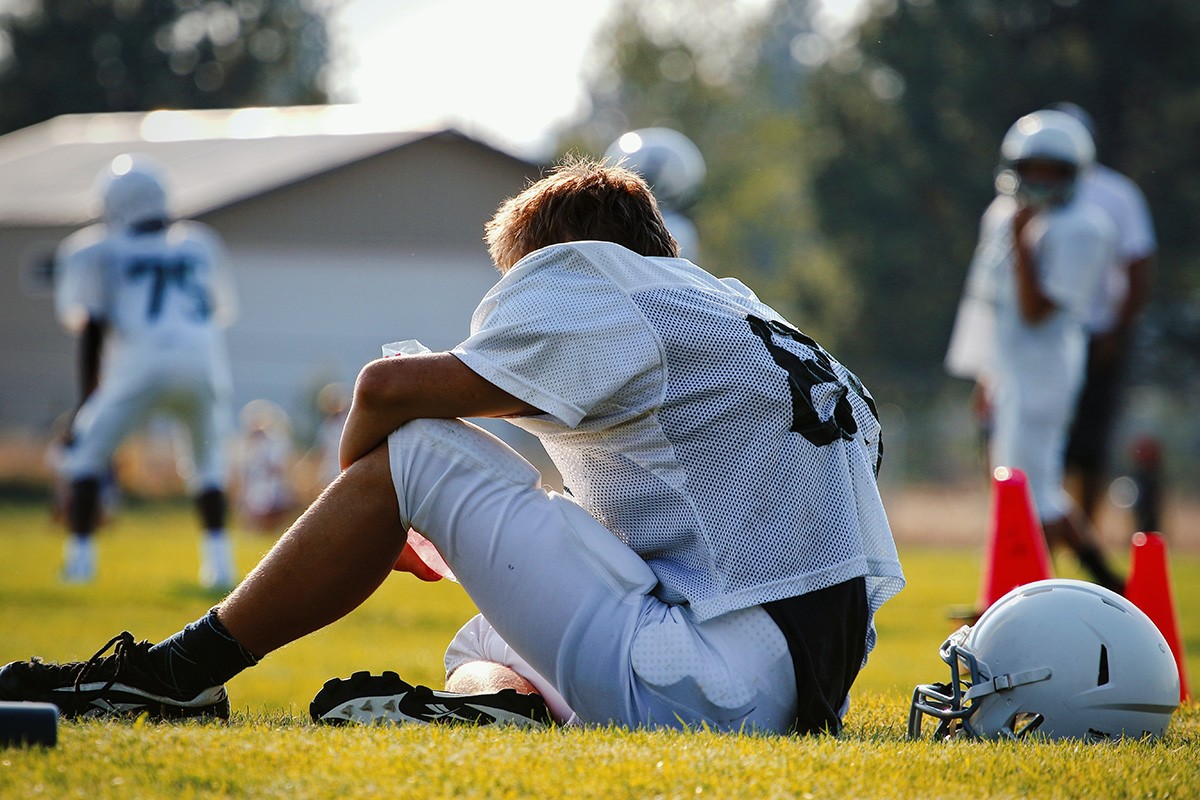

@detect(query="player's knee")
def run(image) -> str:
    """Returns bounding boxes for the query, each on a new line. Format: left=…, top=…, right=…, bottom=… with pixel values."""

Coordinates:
left=194, top=487, right=227, bottom=529
left=446, top=661, right=540, bottom=696
left=394, top=418, right=541, bottom=487
left=340, top=442, right=394, bottom=496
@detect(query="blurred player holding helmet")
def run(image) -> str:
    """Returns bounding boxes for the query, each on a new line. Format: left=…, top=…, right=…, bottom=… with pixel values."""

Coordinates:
left=945, top=109, right=1123, bottom=591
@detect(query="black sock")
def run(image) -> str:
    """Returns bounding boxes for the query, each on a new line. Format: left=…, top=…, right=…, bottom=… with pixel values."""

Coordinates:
left=147, top=608, right=260, bottom=696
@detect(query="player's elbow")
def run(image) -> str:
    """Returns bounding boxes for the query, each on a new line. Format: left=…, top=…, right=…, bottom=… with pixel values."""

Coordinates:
left=352, top=360, right=387, bottom=409
left=1019, top=297, right=1056, bottom=325
left=353, top=358, right=408, bottom=411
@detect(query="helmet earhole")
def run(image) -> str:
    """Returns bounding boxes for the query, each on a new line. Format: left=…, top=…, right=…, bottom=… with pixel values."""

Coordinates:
left=1097, top=645, right=1110, bottom=686
left=1010, top=711, right=1045, bottom=738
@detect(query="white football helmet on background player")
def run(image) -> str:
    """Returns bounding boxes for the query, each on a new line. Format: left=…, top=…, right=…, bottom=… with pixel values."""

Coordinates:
left=605, top=128, right=706, bottom=211
left=96, top=153, right=170, bottom=231
left=909, top=579, right=1178, bottom=741
left=994, top=109, right=1094, bottom=208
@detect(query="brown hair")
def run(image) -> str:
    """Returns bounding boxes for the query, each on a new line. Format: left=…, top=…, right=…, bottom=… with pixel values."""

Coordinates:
left=484, top=155, right=679, bottom=272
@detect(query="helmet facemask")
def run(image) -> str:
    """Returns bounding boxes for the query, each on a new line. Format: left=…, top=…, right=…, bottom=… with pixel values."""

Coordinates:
left=996, top=158, right=1078, bottom=209
left=909, top=625, right=1052, bottom=741
left=994, top=109, right=1094, bottom=210
left=908, top=635, right=981, bottom=740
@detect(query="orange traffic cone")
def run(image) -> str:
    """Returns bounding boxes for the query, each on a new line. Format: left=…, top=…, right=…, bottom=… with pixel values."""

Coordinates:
left=1125, top=531, right=1190, bottom=702
left=977, top=466, right=1055, bottom=612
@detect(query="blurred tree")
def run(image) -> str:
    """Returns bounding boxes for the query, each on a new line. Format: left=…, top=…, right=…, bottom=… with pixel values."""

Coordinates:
left=801, top=0, right=1200, bottom=395
left=568, top=0, right=1200, bottom=479
left=563, top=0, right=860, bottom=347
left=571, top=0, right=1200, bottom=399
left=0, top=0, right=330, bottom=135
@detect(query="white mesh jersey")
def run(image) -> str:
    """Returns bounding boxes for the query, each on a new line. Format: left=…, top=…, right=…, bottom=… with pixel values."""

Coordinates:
left=55, top=221, right=235, bottom=385
left=453, top=241, right=904, bottom=650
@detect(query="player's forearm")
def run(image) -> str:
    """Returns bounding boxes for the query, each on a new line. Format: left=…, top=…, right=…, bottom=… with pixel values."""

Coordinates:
left=338, top=352, right=538, bottom=468
left=1116, top=256, right=1153, bottom=331
left=1012, top=241, right=1055, bottom=323
left=1010, top=208, right=1053, bottom=324
left=77, top=318, right=106, bottom=405
left=339, top=359, right=417, bottom=468
left=338, top=396, right=405, bottom=469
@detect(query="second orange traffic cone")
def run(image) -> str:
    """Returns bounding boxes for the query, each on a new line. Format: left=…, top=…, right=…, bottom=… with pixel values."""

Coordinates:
left=977, top=466, right=1055, bottom=612
left=1125, top=531, right=1190, bottom=702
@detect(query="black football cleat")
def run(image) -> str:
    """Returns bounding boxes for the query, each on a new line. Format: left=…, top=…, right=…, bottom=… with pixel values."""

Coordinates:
left=310, top=670, right=551, bottom=728
left=0, top=632, right=229, bottom=721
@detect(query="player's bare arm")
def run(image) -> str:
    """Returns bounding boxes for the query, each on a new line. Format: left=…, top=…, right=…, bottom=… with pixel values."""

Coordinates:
left=77, top=318, right=106, bottom=402
left=1094, top=253, right=1154, bottom=362
left=1010, top=205, right=1057, bottom=324
left=339, top=352, right=541, bottom=469
left=64, top=317, right=107, bottom=445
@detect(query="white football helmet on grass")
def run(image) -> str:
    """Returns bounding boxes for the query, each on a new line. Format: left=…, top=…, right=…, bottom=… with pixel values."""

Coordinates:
left=909, top=579, right=1179, bottom=742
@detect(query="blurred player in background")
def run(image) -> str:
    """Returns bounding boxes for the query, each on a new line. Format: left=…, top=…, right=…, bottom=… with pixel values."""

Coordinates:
left=1047, top=103, right=1158, bottom=527
left=946, top=110, right=1123, bottom=592
left=44, top=411, right=120, bottom=529
left=233, top=400, right=297, bottom=535
left=605, top=128, right=706, bottom=260
left=53, top=154, right=238, bottom=588
left=309, top=381, right=349, bottom=494
left=5, top=158, right=903, bottom=736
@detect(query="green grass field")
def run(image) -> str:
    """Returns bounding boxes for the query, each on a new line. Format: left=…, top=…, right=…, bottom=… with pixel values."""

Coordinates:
left=1, top=501, right=1197, bottom=798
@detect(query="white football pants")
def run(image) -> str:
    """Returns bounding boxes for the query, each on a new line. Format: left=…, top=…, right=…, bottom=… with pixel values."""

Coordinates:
left=387, top=418, right=797, bottom=732
left=989, top=381, right=1074, bottom=524
left=65, top=353, right=231, bottom=492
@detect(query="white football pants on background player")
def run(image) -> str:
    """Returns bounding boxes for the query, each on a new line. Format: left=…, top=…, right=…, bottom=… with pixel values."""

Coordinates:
left=64, top=352, right=230, bottom=492
left=388, top=417, right=797, bottom=732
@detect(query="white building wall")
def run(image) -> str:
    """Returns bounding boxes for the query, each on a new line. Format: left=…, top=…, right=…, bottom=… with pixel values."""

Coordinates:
left=224, top=245, right=553, bottom=475
left=226, top=245, right=498, bottom=409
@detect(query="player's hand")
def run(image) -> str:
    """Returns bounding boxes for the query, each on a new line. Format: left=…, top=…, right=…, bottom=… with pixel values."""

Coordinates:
left=1011, top=204, right=1036, bottom=239
left=60, top=409, right=80, bottom=447
left=971, top=381, right=992, bottom=424
left=393, top=541, right=445, bottom=582
left=1090, top=330, right=1127, bottom=366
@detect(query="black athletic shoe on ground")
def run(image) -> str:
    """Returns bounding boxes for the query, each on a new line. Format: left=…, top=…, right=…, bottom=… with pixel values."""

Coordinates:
left=0, top=632, right=229, bottom=721
left=310, top=671, right=552, bottom=728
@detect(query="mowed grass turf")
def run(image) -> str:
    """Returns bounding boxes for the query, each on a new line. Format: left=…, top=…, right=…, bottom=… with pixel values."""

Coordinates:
left=1, top=500, right=1197, bottom=799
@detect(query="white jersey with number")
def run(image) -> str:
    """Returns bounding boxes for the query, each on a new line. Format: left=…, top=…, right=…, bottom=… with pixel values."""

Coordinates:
left=54, top=221, right=235, bottom=488
left=55, top=221, right=235, bottom=386
left=453, top=241, right=903, bottom=650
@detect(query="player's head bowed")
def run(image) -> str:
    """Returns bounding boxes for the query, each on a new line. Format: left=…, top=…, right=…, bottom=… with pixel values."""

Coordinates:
left=484, top=155, right=679, bottom=273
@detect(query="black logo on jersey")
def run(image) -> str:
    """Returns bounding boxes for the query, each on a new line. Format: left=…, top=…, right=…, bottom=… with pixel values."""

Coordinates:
left=746, top=315, right=878, bottom=453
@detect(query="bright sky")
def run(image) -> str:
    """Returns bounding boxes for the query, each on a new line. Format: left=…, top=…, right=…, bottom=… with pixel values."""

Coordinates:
left=328, top=0, right=866, bottom=156
left=326, top=0, right=620, bottom=155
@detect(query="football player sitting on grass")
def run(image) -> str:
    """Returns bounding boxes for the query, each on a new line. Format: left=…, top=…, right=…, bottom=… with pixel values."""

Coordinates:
left=2, top=158, right=904, bottom=734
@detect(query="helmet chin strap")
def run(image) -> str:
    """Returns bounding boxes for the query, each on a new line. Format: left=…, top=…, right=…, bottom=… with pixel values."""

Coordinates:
left=964, top=667, right=1053, bottom=701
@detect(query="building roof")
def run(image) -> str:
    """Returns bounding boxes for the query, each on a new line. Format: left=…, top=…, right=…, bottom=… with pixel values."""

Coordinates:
left=0, top=105, right=537, bottom=226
